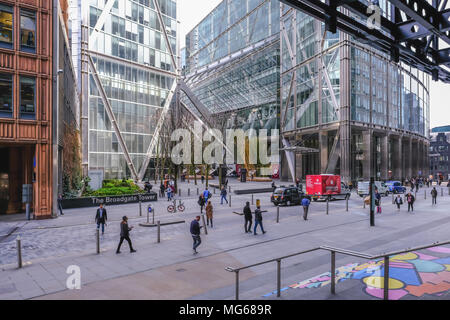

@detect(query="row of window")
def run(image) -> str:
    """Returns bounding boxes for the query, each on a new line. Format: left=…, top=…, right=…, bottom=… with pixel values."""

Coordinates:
left=0, top=4, right=36, bottom=53
left=0, top=73, right=36, bottom=119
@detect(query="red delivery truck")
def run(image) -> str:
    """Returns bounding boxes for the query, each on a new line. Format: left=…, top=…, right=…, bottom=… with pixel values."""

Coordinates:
left=306, top=175, right=342, bottom=201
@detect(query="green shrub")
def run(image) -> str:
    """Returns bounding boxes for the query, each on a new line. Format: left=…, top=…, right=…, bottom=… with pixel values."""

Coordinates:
left=83, top=179, right=144, bottom=197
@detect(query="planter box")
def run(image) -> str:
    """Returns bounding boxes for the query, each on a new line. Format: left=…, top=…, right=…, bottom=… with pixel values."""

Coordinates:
left=61, top=193, right=158, bottom=209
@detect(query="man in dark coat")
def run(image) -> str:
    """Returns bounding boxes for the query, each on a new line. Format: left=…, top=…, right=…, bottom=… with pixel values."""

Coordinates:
left=243, top=202, right=253, bottom=233
left=254, top=206, right=266, bottom=235
left=57, top=194, right=64, bottom=216
left=431, top=187, right=438, bottom=205
left=116, top=216, right=136, bottom=254
left=95, top=204, right=107, bottom=234
left=190, top=216, right=202, bottom=255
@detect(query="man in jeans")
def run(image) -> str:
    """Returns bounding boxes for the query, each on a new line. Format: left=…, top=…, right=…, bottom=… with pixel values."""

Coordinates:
left=254, top=206, right=266, bottom=235
left=116, top=216, right=136, bottom=254
left=190, top=216, right=202, bottom=255
left=431, top=187, right=438, bottom=205
left=301, top=196, right=311, bottom=221
left=220, top=186, right=228, bottom=205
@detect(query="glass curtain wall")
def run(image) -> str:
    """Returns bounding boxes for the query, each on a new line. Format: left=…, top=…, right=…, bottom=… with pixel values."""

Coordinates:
left=85, top=0, right=177, bottom=179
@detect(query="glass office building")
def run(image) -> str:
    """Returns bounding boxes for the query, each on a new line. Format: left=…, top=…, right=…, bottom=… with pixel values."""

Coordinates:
left=184, top=0, right=280, bottom=133
left=279, top=3, right=430, bottom=183
left=81, top=0, right=177, bottom=179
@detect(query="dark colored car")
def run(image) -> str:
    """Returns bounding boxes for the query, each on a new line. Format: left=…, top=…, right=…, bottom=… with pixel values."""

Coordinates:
left=271, top=186, right=305, bottom=206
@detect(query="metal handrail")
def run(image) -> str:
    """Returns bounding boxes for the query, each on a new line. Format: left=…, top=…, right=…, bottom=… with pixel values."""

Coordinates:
left=225, top=240, right=450, bottom=300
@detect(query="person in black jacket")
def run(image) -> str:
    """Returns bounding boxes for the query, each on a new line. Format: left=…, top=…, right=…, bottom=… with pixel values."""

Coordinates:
left=198, top=195, right=205, bottom=213
left=254, top=206, right=266, bottom=235
left=243, top=202, right=253, bottom=233
left=116, top=216, right=136, bottom=254
left=57, top=194, right=64, bottom=216
left=431, top=187, right=438, bottom=205
left=95, top=204, right=107, bottom=234
left=190, top=216, right=202, bottom=255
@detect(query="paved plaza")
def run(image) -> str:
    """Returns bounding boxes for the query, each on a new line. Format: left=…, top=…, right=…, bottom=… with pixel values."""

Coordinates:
left=0, top=180, right=449, bottom=300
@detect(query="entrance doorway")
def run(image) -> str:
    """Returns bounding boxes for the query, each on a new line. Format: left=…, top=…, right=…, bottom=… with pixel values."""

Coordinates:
left=0, top=146, right=34, bottom=215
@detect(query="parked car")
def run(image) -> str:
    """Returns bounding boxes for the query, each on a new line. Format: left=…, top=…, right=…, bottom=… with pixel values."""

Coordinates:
left=358, top=181, right=389, bottom=197
left=385, top=181, right=406, bottom=194
left=271, top=186, right=305, bottom=206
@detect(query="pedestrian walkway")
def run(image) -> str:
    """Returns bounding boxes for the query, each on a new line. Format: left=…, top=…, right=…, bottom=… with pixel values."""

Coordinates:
left=0, top=186, right=449, bottom=300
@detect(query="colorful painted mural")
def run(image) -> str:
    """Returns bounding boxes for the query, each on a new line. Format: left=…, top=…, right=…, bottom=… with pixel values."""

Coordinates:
left=263, top=246, right=450, bottom=299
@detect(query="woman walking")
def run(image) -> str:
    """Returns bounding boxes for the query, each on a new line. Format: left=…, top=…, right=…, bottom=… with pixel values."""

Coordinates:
left=394, top=195, right=403, bottom=211
left=206, top=201, right=214, bottom=228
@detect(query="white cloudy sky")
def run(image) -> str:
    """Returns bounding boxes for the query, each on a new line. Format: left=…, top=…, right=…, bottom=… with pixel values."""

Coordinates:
left=178, top=0, right=450, bottom=129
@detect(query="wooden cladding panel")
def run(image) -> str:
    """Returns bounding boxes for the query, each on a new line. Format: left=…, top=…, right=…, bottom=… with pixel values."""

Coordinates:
left=0, top=52, right=14, bottom=69
left=17, top=123, right=38, bottom=140
left=18, top=56, right=38, bottom=73
left=20, top=0, right=39, bottom=8
left=0, top=122, right=15, bottom=139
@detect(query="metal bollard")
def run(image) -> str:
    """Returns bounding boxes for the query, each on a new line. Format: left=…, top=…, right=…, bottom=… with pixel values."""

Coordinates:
left=179, top=189, right=181, bottom=197
left=392, top=194, right=395, bottom=205
left=152, top=208, right=155, bottom=224
left=214, top=188, right=216, bottom=194
left=201, top=214, right=208, bottom=235
left=277, top=206, right=280, bottom=223
left=363, top=197, right=366, bottom=209
left=252, top=194, right=254, bottom=205
left=17, top=236, right=22, bottom=268
left=326, top=197, right=329, bottom=215
left=424, top=190, right=426, bottom=200
left=277, top=259, right=282, bottom=298
left=346, top=196, right=349, bottom=212
left=384, top=256, right=390, bottom=300
left=197, top=188, right=199, bottom=196
left=188, top=188, right=190, bottom=197
left=441, top=188, right=444, bottom=197
left=96, top=229, right=100, bottom=254
left=157, top=221, right=161, bottom=243
left=331, top=251, right=336, bottom=294
left=173, top=200, right=177, bottom=213
left=229, top=195, right=231, bottom=207
left=139, top=201, right=142, bottom=217
left=229, top=186, right=231, bottom=193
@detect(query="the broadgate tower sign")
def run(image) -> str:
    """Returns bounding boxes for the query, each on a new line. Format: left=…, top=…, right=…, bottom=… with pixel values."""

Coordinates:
left=170, top=121, right=280, bottom=174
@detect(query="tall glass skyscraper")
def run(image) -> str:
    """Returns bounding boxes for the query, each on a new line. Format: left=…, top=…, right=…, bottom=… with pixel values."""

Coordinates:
left=185, top=0, right=280, bottom=132
left=80, top=0, right=177, bottom=180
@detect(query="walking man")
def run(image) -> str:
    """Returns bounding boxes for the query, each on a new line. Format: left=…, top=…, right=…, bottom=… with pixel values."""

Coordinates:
left=116, top=216, right=136, bottom=254
left=203, top=187, right=211, bottom=201
left=198, top=194, right=205, bottom=214
left=254, top=206, right=266, bottom=235
left=206, top=201, right=214, bottom=228
left=301, top=196, right=311, bottom=221
left=431, top=187, right=438, bottom=205
left=57, top=194, right=64, bottom=216
left=394, top=195, right=403, bottom=211
left=220, top=186, right=228, bottom=205
left=201, top=175, right=205, bottom=185
left=190, top=216, right=202, bottom=255
left=95, top=204, right=107, bottom=235
left=406, top=193, right=415, bottom=213
left=243, top=202, right=253, bottom=233
left=160, top=182, right=165, bottom=198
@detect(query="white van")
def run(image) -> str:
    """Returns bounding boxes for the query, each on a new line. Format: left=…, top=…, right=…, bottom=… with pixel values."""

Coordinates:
left=358, top=181, right=389, bottom=197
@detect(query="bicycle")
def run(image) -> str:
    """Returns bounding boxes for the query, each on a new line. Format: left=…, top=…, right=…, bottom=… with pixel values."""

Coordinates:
left=167, top=200, right=185, bottom=213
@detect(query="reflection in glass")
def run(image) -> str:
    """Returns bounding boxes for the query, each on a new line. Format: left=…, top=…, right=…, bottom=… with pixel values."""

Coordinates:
left=0, top=5, right=13, bottom=48
left=0, top=73, right=13, bottom=117
left=20, top=77, right=36, bottom=119
left=20, top=10, right=36, bottom=52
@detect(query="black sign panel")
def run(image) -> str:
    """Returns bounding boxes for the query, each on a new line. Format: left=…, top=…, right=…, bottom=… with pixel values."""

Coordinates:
left=61, top=193, right=158, bottom=209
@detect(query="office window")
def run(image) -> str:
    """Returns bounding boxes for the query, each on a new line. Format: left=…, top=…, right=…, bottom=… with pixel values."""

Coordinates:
left=20, top=10, right=36, bottom=53
left=20, top=77, right=36, bottom=119
left=0, top=74, right=13, bottom=117
left=0, top=5, right=13, bottom=49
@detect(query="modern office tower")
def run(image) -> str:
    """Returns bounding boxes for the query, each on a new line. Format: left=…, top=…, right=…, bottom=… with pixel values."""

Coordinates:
left=0, top=0, right=53, bottom=218
left=184, top=0, right=281, bottom=132
left=185, top=0, right=430, bottom=183
left=280, top=3, right=430, bottom=183
left=0, top=0, right=79, bottom=218
left=430, top=126, right=450, bottom=182
left=80, top=0, right=178, bottom=182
